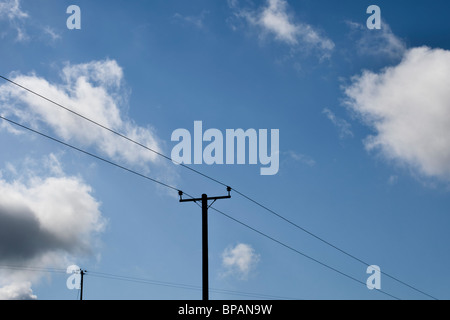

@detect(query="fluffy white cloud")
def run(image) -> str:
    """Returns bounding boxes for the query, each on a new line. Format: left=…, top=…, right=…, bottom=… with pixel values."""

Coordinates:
left=0, top=282, right=36, bottom=300
left=229, top=0, right=334, bottom=54
left=0, top=59, right=162, bottom=171
left=258, top=0, right=300, bottom=45
left=0, top=154, right=106, bottom=299
left=222, top=243, right=260, bottom=280
left=344, top=46, right=450, bottom=180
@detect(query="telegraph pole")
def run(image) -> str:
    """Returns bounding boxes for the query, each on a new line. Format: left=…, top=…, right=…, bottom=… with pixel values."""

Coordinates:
left=80, top=269, right=85, bottom=301
left=179, top=187, right=231, bottom=301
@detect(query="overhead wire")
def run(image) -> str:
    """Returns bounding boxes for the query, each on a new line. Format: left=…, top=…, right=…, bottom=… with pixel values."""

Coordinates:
left=228, top=190, right=438, bottom=300
left=0, top=264, right=298, bottom=300
left=209, top=206, right=401, bottom=300
left=0, top=75, right=438, bottom=300
left=0, top=115, right=186, bottom=196
left=86, top=271, right=299, bottom=300
left=0, top=114, right=403, bottom=300
left=192, top=201, right=402, bottom=299
left=0, top=265, right=67, bottom=274
left=0, top=75, right=226, bottom=187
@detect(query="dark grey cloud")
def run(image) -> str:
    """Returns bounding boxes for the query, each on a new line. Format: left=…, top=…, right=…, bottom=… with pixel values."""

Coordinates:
left=0, top=204, right=68, bottom=263
left=0, top=155, right=106, bottom=299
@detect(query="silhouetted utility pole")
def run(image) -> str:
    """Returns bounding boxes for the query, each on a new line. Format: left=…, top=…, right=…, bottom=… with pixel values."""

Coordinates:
left=179, top=187, right=232, bottom=301
left=80, top=269, right=85, bottom=301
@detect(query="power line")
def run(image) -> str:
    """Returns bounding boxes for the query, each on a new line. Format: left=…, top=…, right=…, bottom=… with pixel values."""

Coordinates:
left=0, top=265, right=67, bottom=274
left=88, top=271, right=201, bottom=291
left=0, top=75, right=225, bottom=187
left=0, top=115, right=187, bottom=197
left=0, top=75, right=438, bottom=300
left=230, top=190, right=439, bottom=300
left=87, top=271, right=298, bottom=300
left=0, top=115, right=407, bottom=300
left=209, top=206, right=401, bottom=301
left=0, top=255, right=399, bottom=301
left=0, top=265, right=298, bottom=300
left=0, top=116, right=273, bottom=299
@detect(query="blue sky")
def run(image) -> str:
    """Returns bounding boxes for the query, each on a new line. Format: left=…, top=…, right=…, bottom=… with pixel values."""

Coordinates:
left=0, top=0, right=450, bottom=300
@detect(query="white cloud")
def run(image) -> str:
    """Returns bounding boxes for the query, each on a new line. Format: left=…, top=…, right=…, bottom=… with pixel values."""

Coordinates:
left=0, top=0, right=28, bottom=41
left=0, top=282, right=37, bottom=300
left=0, top=0, right=62, bottom=43
left=344, top=46, right=450, bottom=180
left=322, top=108, right=353, bottom=139
left=0, top=59, right=162, bottom=171
left=0, top=154, right=106, bottom=299
left=229, top=0, right=334, bottom=54
left=0, top=116, right=24, bottom=135
left=286, top=151, right=315, bottom=166
left=43, top=26, right=61, bottom=41
left=346, top=21, right=406, bottom=59
left=0, top=0, right=27, bottom=20
left=222, top=243, right=260, bottom=280
left=259, top=0, right=300, bottom=45
left=14, top=25, right=27, bottom=41
left=173, top=10, right=209, bottom=29
left=388, top=175, right=398, bottom=185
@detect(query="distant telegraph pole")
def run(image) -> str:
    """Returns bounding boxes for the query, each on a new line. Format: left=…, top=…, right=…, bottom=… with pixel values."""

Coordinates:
left=179, top=187, right=232, bottom=301
left=80, top=269, right=85, bottom=301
